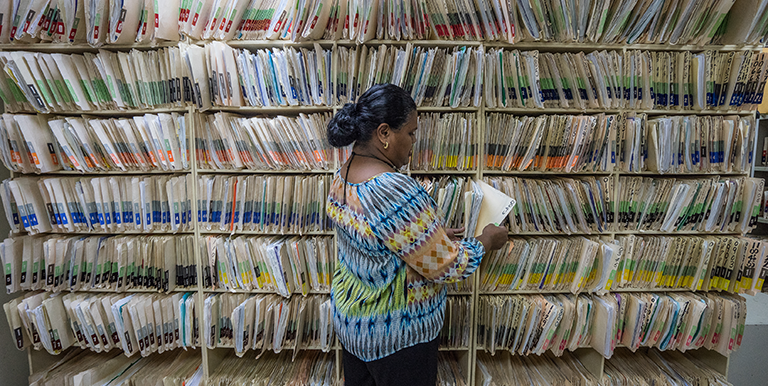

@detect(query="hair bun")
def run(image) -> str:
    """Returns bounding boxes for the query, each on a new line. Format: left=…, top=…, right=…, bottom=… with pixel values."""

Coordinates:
left=327, top=103, right=360, bottom=148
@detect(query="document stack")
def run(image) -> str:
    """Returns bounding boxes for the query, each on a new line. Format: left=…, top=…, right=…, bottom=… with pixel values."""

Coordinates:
left=4, top=291, right=199, bottom=356
left=1, top=234, right=197, bottom=294
left=27, top=350, right=202, bottom=386
left=208, top=351, right=336, bottom=386
left=202, top=293, right=334, bottom=355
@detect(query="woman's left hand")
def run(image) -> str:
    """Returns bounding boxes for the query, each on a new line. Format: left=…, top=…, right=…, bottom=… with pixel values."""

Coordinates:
left=445, top=227, right=465, bottom=241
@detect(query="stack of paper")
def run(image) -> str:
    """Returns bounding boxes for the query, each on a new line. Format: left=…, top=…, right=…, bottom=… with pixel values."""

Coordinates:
left=208, top=351, right=335, bottom=385
left=479, top=237, right=601, bottom=293
left=514, top=0, right=740, bottom=45
left=3, top=1, right=766, bottom=46
left=444, top=279, right=473, bottom=294
left=436, top=352, right=468, bottom=386
left=476, top=348, right=728, bottom=386
left=0, top=48, right=197, bottom=113
left=202, top=293, right=333, bottom=356
left=609, top=292, right=746, bottom=357
left=197, top=174, right=330, bottom=234
left=478, top=291, right=745, bottom=359
left=486, top=176, right=614, bottom=234
left=4, top=291, right=201, bottom=357
left=2, top=291, right=75, bottom=354
left=357, top=44, right=485, bottom=108
left=211, top=42, right=485, bottom=108
left=439, top=296, right=471, bottom=349
left=197, top=112, right=332, bottom=171
left=0, top=113, right=190, bottom=174
left=206, top=43, right=337, bottom=107
left=0, top=0, right=85, bottom=44
left=639, top=115, right=755, bottom=174
left=604, top=349, right=730, bottom=386
left=486, top=175, right=764, bottom=235
left=415, top=175, right=472, bottom=229
left=26, top=291, right=198, bottom=357
left=0, top=114, right=62, bottom=174
left=484, top=113, right=619, bottom=173
left=476, top=351, right=599, bottom=385
left=0, top=234, right=196, bottom=295
left=484, top=49, right=768, bottom=111
left=0, top=175, right=193, bottom=235
left=483, top=48, right=544, bottom=109
left=610, top=235, right=768, bottom=293
left=616, top=176, right=764, bottom=233
left=0, top=0, right=184, bottom=45
left=477, top=294, right=594, bottom=357
left=201, top=235, right=333, bottom=297
left=411, top=113, right=477, bottom=171
left=27, top=350, right=201, bottom=386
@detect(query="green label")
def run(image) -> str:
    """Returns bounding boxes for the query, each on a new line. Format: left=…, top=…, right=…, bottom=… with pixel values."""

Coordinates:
left=64, top=80, right=80, bottom=103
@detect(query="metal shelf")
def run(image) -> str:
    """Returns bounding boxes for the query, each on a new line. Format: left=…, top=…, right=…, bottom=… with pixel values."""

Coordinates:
left=7, top=107, right=190, bottom=116
left=199, top=230, right=333, bottom=236
left=197, top=169, right=335, bottom=175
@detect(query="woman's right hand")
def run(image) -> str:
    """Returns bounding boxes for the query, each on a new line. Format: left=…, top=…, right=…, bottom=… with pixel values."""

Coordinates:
left=476, top=223, right=508, bottom=252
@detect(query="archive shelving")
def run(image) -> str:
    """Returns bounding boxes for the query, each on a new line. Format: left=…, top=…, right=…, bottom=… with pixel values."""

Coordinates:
left=0, top=30, right=764, bottom=386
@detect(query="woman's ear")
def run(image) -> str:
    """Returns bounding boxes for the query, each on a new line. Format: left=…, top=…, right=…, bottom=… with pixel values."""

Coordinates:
left=375, top=123, right=391, bottom=146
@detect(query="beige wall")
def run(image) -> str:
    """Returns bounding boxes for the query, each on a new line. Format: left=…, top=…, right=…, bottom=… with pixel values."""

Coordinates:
left=0, top=165, right=29, bottom=386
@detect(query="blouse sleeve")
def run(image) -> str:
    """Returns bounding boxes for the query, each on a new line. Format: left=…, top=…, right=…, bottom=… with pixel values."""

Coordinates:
left=358, top=173, right=485, bottom=283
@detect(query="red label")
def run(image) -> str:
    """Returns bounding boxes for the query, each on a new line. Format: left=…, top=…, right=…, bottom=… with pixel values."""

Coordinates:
left=274, top=19, right=282, bottom=32
left=155, top=14, right=159, bottom=28
left=225, top=20, right=233, bottom=32
left=58, top=22, right=65, bottom=35
left=235, top=18, right=246, bottom=32
left=192, top=13, right=199, bottom=26
left=93, top=25, right=99, bottom=39
left=219, top=18, right=227, bottom=31
left=116, top=20, right=123, bottom=34
left=310, top=15, right=318, bottom=29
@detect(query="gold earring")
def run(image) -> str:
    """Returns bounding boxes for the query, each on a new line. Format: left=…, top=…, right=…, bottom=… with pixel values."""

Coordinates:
left=384, top=142, right=389, bottom=149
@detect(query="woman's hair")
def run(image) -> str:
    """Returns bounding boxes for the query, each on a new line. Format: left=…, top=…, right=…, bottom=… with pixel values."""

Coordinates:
left=326, top=84, right=417, bottom=148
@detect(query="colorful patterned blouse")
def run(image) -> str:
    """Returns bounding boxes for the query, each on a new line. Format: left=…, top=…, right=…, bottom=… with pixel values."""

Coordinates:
left=326, top=171, right=484, bottom=361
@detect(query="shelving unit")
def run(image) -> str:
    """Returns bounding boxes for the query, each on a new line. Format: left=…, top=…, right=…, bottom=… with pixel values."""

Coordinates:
left=0, top=34, right=763, bottom=385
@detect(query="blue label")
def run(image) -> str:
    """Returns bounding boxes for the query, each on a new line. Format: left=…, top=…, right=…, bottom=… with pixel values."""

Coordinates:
left=26, top=204, right=38, bottom=227
left=104, top=210, right=112, bottom=225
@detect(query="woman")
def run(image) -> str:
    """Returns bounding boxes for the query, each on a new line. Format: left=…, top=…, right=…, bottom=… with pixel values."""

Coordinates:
left=325, top=84, right=508, bottom=386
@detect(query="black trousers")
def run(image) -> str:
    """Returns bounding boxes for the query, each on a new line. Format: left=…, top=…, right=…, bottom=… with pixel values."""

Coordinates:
left=342, top=338, right=439, bottom=386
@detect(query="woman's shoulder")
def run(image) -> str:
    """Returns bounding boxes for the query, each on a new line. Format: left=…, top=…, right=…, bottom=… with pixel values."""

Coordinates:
left=358, top=172, right=423, bottom=194
left=356, top=172, right=434, bottom=213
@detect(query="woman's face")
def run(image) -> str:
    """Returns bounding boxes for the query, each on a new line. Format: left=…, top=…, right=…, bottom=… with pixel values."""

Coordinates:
left=388, top=111, right=418, bottom=168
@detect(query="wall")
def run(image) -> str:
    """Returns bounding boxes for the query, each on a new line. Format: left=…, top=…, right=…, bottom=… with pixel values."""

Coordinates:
left=728, top=293, right=768, bottom=386
left=0, top=166, right=29, bottom=386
